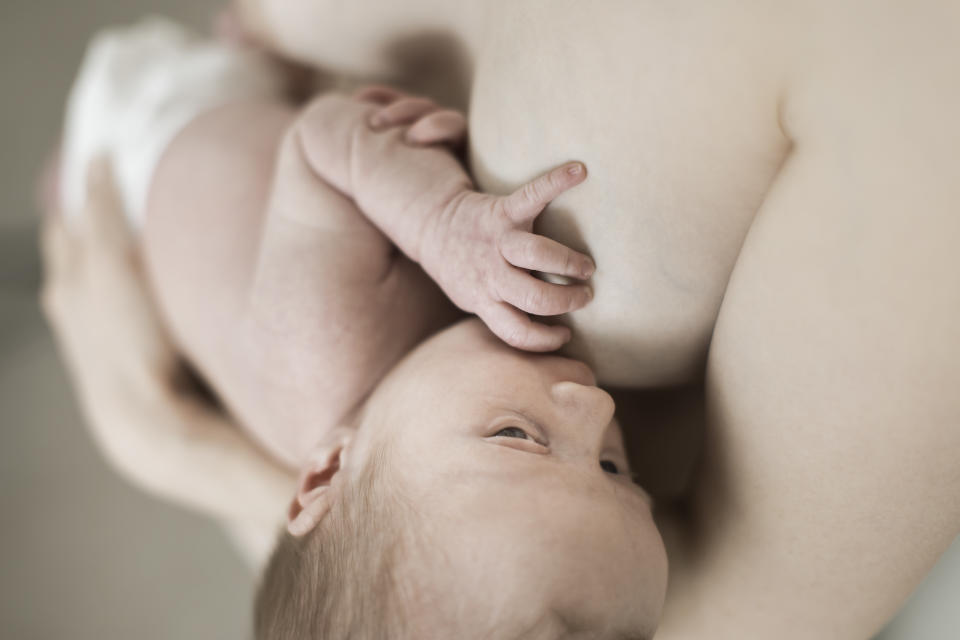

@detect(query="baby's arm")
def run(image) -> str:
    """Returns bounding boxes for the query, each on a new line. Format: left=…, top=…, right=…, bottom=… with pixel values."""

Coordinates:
left=290, top=88, right=596, bottom=351
left=239, top=101, right=462, bottom=458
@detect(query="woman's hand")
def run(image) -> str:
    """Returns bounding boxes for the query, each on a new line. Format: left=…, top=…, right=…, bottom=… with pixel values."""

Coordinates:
left=41, top=158, right=177, bottom=410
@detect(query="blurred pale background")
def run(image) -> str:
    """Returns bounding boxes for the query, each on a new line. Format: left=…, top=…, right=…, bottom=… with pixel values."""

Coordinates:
left=0, top=1, right=955, bottom=638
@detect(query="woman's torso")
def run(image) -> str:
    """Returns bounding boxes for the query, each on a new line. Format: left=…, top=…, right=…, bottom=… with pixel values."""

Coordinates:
left=465, top=0, right=790, bottom=386
left=238, top=4, right=960, bottom=636
left=260, top=0, right=791, bottom=386
left=249, top=0, right=794, bottom=386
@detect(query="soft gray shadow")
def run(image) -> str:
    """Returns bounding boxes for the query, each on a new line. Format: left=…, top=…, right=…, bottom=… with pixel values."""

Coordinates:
left=383, top=31, right=474, bottom=113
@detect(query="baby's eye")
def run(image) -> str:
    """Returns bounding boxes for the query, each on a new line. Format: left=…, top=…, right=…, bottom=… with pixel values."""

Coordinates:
left=486, top=424, right=549, bottom=454
left=493, top=426, right=532, bottom=440
left=600, top=460, right=620, bottom=475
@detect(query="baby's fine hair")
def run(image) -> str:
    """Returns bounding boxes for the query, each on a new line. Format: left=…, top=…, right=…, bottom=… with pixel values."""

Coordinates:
left=254, top=447, right=409, bottom=639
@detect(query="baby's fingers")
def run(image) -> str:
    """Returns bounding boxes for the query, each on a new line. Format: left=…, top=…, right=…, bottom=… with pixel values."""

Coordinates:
left=500, top=231, right=595, bottom=279
left=502, top=161, right=587, bottom=224
left=354, top=85, right=405, bottom=105
left=368, top=96, right=439, bottom=129
left=498, top=270, right=593, bottom=316
left=481, top=302, right=571, bottom=352
left=405, top=109, right=467, bottom=146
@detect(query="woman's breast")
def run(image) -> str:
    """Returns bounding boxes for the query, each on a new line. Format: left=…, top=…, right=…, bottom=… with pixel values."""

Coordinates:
left=468, top=0, right=792, bottom=387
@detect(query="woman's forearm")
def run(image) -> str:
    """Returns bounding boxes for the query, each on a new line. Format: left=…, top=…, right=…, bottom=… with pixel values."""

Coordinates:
left=40, top=154, right=296, bottom=532
left=89, top=380, right=296, bottom=528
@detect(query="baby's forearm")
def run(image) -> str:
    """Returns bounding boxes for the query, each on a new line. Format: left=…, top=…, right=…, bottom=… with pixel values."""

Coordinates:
left=236, top=93, right=461, bottom=464
left=292, top=93, right=471, bottom=264
left=292, top=91, right=596, bottom=352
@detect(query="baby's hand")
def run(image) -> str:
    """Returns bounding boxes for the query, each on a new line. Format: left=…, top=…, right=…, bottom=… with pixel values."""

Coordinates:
left=421, top=162, right=595, bottom=352
left=355, top=85, right=467, bottom=147
left=329, top=87, right=595, bottom=351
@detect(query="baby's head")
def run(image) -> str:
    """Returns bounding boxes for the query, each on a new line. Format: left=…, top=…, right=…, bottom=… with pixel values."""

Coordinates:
left=255, top=319, right=668, bottom=639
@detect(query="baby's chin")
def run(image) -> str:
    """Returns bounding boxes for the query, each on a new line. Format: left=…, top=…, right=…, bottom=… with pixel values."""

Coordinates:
left=400, top=569, right=665, bottom=640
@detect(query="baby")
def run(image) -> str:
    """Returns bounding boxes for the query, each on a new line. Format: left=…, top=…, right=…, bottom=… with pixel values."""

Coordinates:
left=61, top=18, right=667, bottom=639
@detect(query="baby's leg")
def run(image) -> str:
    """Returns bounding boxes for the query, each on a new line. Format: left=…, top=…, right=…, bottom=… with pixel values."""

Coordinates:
left=59, top=17, right=287, bottom=224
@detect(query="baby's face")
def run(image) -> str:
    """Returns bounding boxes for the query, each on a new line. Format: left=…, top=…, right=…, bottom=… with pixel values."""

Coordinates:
left=356, top=319, right=668, bottom=638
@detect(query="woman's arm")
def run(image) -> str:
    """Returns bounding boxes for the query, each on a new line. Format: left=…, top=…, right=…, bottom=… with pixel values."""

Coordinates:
left=232, top=0, right=470, bottom=78
left=40, top=159, right=295, bottom=532
left=658, top=11, right=960, bottom=637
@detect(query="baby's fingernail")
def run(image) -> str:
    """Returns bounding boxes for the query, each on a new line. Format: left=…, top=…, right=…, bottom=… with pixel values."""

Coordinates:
left=582, top=259, right=596, bottom=278
left=585, top=287, right=593, bottom=301
left=567, top=162, right=584, bottom=176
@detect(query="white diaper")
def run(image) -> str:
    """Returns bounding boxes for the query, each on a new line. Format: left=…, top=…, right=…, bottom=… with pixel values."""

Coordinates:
left=60, top=16, right=286, bottom=229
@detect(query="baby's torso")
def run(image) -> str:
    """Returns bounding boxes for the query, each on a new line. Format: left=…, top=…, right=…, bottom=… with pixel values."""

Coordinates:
left=466, top=0, right=791, bottom=386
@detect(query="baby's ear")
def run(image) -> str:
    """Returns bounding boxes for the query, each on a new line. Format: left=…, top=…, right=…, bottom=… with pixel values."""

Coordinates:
left=287, top=428, right=354, bottom=537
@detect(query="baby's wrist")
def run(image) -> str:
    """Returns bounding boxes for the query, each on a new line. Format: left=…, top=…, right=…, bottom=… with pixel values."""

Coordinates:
left=412, top=184, right=471, bottom=269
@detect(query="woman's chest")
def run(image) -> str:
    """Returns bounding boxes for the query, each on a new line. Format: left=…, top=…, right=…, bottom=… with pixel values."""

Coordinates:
left=468, top=1, right=791, bottom=386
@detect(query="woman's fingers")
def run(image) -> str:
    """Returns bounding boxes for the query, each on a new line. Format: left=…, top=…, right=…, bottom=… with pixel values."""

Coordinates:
left=405, top=109, right=467, bottom=146
left=497, top=269, right=593, bottom=316
left=502, top=161, right=587, bottom=224
left=499, top=230, right=595, bottom=279
left=35, top=146, right=62, bottom=219
left=368, top=96, right=439, bottom=129
left=39, top=213, right=76, bottom=297
left=480, top=302, right=571, bottom=352
left=78, top=157, right=130, bottom=252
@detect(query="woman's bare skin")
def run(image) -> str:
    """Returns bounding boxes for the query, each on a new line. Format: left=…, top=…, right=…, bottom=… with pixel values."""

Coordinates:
left=228, top=1, right=960, bottom=637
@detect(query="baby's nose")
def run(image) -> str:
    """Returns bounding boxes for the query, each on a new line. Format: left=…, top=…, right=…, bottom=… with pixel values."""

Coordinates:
left=549, top=381, right=616, bottom=434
